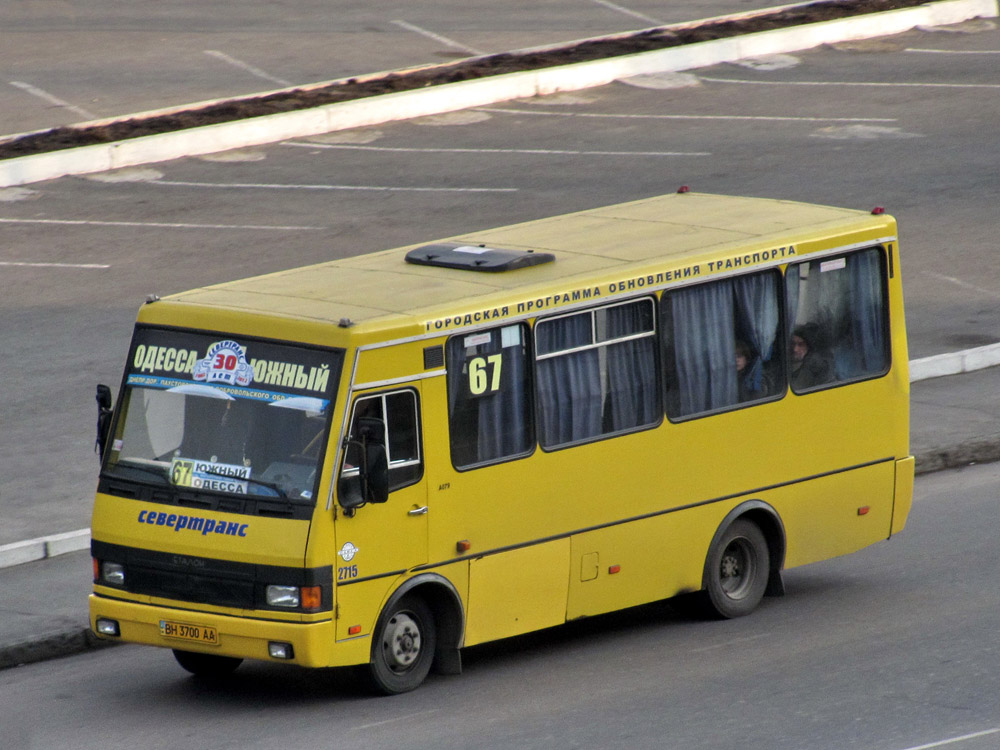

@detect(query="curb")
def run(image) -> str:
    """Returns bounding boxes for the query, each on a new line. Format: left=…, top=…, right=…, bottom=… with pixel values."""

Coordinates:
left=0, top=529, right=90, bottom=569
left=0, top=627, right=117, bottom=671
left=909, top=342, right=1000, bottom=382
left=1, top=0, right=996, bottom=188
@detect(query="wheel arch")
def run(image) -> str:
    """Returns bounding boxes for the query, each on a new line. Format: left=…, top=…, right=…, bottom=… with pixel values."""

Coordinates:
left=382, top=572, right=465, bottom=675
left=704, top=500, right=786, bottom=597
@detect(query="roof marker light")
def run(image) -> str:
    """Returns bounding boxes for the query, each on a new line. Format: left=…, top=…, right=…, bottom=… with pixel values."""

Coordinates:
left=871, top=206, right=886, bottom=215
left=677, top=185, right=690, bottom=193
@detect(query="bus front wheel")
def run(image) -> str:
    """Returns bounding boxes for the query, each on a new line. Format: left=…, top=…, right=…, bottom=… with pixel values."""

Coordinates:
left=172, top=649, right=242, bottom=677
left=366, top=595, right=436, bottom=695
left=701, top=519, right=770, bottom=619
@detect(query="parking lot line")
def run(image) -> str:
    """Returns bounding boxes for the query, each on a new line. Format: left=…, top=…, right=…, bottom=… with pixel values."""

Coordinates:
left=154, top=179, right=518, bottom=192
left=391, top=19, right=486, bottom=56
left=905, top=47, right=1000, bottom=54
left=8, top=81, right=96, bottom=121
left=0, top=217, right=323, bottom=230
left=700, top=76, right=1000, bottom=89
left=284, top=142, right=710, bottom=157
left=589, top=0, right=662, bottom=25
left=898, top=728, right=1000, bottom=750
left=0, top=261, right=109, bottom=269
left=203, top=51, right=293, bottom=87
left=480, top=107, right=898, bottom=123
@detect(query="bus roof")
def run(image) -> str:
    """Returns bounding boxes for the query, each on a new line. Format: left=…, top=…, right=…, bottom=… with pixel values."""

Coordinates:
left=156, top=192, right=895, bottom=338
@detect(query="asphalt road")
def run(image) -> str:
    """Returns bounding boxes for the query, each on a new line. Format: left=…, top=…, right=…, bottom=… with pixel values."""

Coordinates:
left=4, top=462, right=999, bottom=750
left=3, top=16, right=999, bottom=545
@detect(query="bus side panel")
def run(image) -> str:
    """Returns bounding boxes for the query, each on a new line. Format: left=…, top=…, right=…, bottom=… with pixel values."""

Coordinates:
left=776, top=460, right=895, bottom=570
left=335, top=576, right=398, bottom=644
left=566, top=504, right=717, bottom=620
left=464, top=539, right=570, bottom=647
left=891, top=456, right=915, bottom=536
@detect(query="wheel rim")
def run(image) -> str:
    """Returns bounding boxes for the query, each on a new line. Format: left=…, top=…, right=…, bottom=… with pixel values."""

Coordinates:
left=381, top=611, right=422, bottom=673
left=719, top=536, right=757, bottom=600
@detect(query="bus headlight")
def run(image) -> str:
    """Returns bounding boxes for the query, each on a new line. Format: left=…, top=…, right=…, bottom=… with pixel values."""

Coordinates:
left=95, top=618, right=121, bottom=636
left=266, top=585, right=300, bottom=607
left=101, top=562, right=126, bottom=586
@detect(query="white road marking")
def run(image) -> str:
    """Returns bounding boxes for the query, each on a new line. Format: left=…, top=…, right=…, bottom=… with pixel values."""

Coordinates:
left=810, top=124, right=923, bottom=140
left=203, top=51, right=293, bottom=87
left=924, top=271, right=1000, bottom=299
left=0, top=261, right=109, bottom=269
left=154, top=179, right=518, bottom=192
left=589, top=0, right=662, bottom=25
left=352, top=710, right=440, bottom=731
left=699, top=76, right=1000, bottom=90
left=0, top=217, right=322, bottom=230
left=689, top=633, right=770, bottom=653
left=897, top=728, right=1000, bottom=750
left=391, top=19, right=485, bottom=56
left=283, top=142, right=709, bottom=157
left=9, top=81, right=97, bottom=120
left=479, top=106, right=897, bottom=123
left=906, top=47, right=1000, bottom=54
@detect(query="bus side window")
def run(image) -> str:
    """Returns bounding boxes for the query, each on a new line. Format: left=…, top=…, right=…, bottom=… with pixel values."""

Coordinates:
left=534, top=298, right=659, bottom=448
left=785, top=248, right=889, bottom=393
left=662, top=270, right=783, bottom=420
left=343, top=390, right=422, bottom=492
left=446, top=323, right=534, bottom=469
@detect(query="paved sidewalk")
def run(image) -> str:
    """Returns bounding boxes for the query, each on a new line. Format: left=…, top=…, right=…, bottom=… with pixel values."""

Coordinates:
left=2, top=366, right=998, bottom=672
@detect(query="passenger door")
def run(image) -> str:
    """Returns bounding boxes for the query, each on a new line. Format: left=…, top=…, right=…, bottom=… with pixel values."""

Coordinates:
left=334, top=386, right=428, bottom=585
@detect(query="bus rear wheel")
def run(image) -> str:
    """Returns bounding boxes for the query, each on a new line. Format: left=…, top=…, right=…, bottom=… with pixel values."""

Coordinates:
left=172, top=649, right=242, bottom=677
left=366, top=595, right=436, bottom=695
left=701, top=519, right=770, bottom=619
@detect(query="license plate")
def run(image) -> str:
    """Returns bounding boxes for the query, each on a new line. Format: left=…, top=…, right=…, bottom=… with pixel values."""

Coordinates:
left=159, top=620, right=219, bottom=645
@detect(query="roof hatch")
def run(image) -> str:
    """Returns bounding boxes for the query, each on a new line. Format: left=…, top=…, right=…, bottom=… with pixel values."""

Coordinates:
left=405, top=243, right=554, bottom=273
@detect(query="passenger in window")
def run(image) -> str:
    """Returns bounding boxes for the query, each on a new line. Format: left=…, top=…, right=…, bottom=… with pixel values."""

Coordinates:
left=790, top=323, right=834, bottom=390
left=735, top=340, right=772, bottom=402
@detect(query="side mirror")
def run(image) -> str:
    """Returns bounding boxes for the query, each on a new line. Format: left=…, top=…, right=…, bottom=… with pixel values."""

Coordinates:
left=95, top=384, right=114, bottom=461
left=338, top=418, right=390, bottom=512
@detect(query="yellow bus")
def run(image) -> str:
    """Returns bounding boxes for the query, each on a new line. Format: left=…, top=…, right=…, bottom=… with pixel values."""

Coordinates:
left=90, top=190, right=913, bottom=694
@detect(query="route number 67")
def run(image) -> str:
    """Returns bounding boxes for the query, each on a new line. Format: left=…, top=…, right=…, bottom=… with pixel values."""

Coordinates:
left=468, top=354, right=502, bottom=395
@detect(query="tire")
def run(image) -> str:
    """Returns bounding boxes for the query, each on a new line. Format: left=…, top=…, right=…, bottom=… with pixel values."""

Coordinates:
left=366, top=595, right=436, bottom=695
left=701, top=519, right=770, bottom=619
left=172, top=649, right=242, bottom=677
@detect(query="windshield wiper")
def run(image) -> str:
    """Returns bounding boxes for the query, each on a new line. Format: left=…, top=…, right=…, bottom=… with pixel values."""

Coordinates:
left=105, top=459, right=171, bottom=485
left=200, top=468, right=288, bottom=499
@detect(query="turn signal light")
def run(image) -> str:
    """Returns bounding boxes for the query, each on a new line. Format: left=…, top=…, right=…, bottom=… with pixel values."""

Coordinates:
left=301, top=586, right=322, bottom=611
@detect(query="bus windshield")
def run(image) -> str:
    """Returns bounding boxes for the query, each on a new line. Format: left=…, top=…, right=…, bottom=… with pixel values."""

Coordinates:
left=103, top=326, right=342, bottom=504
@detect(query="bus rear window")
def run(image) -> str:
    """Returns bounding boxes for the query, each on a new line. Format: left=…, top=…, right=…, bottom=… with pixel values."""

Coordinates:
left=785, top=247, right=889, bottom=392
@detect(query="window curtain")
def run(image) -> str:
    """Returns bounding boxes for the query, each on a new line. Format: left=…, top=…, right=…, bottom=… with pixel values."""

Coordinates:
left=848, top=250, right=887, bottom=373
left=446, top=327, right=531, bottom=465
left=476, top=331, right=530, bottom=461
left=670, top=282, right=737, bottom=415
left=605, top=303, right=659, bottom=431
left=536, top=314, right=602, bottom=446
left=733, top=273, right=780, bottom=394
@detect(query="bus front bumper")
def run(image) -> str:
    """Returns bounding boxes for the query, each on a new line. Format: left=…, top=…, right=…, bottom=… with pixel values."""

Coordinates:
left=89, top=594, right=370, bottom=668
